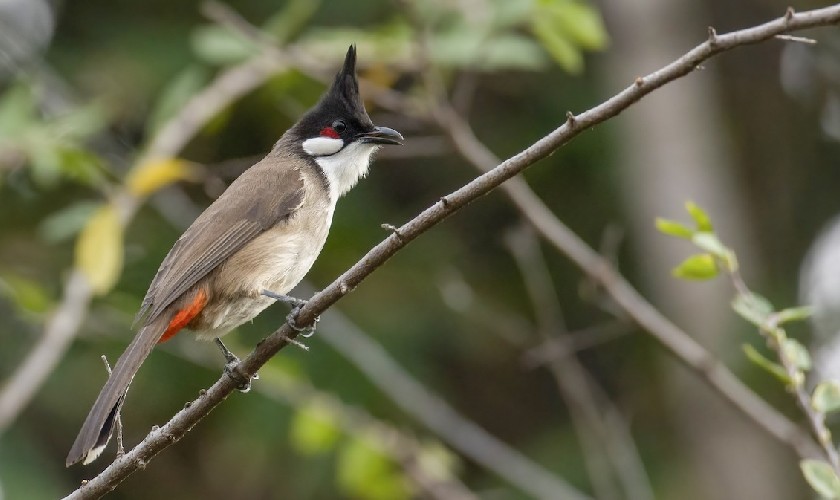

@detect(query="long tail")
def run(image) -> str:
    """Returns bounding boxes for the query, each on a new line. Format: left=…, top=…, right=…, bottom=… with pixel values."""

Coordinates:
left=66, top=317, right=168, bottom=466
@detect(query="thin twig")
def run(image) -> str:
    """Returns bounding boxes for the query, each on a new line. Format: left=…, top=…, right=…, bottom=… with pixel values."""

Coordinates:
left=775, top=34, right=818, bottom=44
left=505, top=225, right=653, bottom=500
left=64, top=5, right=840, bottom=497
left=0, top=271, right=91, bottom=432
left=99, top=356, right=124, bottom=458
left=522, top=322, right=632, bottom=368
left=729, top=268, right=840, bottom=474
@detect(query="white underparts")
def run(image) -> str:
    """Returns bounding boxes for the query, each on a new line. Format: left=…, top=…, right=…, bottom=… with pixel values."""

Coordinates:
left=302, top=136, right=343, bottom=156
left=314, top=141, right=379, bottom=202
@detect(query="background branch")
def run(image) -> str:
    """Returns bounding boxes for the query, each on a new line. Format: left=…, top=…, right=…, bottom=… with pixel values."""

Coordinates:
left=64, top=5, right=840, bottom=497
left=314, top=299, right=586, bottom=500
left=171, top=338, right=478, bottom=500
left=505, top=225, right=653, bottom=500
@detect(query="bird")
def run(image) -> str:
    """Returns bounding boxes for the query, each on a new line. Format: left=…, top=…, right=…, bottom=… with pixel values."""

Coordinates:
left=66, top=45, right=403, bottom=467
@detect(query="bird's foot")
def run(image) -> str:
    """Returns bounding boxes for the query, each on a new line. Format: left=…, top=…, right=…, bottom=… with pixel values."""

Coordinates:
left=286, top=304, right=320, bottom=338
left=261, top=289, right=319, bottom=338
left=215, top=338, right=258, bottom=393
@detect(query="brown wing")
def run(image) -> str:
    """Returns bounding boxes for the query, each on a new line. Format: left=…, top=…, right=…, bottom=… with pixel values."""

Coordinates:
left=137, top=157, right=305, bottom=325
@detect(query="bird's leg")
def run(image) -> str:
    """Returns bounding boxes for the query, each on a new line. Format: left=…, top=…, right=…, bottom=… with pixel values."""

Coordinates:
left=100, top=355, right=125, bottom=458
left=215, top=338, right=257, bottom=393
left=261, top=289, right=320, bottom=338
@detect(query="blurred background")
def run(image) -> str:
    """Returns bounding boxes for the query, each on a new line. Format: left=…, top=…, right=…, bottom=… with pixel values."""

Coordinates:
left=1, top=0, right=839, bottom=498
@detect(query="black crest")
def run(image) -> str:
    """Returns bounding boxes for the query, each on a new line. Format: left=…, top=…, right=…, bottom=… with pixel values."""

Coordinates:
left=290, top=45, right=375, bottom=139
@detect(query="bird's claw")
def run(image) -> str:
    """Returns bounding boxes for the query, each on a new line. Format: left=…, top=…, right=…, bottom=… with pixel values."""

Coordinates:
left=224, top=361, right=257, bottom=393
left=286, top=305, right=319, bottom=338
left=215, top=338, right=258, bottom=392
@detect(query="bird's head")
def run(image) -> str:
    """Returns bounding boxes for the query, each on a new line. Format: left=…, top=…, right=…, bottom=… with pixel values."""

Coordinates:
left=289, top=45, right=403, bottom=199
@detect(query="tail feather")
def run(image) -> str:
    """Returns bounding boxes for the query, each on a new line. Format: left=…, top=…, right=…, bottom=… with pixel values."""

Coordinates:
left=66, top=319, right=166, bottom=467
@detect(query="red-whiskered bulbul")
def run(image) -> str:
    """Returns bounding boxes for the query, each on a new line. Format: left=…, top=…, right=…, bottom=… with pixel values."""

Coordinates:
left=66, top=45, right=402, bottom=467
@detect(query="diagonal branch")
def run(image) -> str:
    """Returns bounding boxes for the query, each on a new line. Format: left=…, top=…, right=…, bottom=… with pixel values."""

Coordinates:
left=64, top=5, right=840, bottom=497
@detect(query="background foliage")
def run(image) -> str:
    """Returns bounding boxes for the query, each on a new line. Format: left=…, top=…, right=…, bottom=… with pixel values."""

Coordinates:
left=1, top=0, right=838, bottom=498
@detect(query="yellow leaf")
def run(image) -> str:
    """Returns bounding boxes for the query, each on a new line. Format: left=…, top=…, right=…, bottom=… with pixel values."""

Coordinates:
left=75, top=204, right=123, bottom=295
left=125, top=158, right=199, bottom=197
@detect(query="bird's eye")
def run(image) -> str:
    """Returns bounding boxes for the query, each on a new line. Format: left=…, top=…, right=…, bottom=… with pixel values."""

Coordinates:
left=331, top=120, right=347, bottom=133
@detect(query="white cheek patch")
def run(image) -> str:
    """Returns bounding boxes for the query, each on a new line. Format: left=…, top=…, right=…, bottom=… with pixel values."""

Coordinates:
left=303, top=137, right=344, bottom=156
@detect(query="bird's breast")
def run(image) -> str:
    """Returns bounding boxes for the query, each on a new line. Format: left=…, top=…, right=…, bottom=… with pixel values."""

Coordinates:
left=196, top=196, right=335, bottom=337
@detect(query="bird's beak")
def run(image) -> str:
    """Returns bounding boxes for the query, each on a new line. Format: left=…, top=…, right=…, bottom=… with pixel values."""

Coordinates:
left=359, top=126, right=404, bottom=145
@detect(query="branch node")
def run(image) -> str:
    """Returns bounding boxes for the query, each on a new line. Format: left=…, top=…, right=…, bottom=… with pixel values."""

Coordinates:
left=707, top=26, right=718, bottom=45
left=183, top=401, right=192, bottom=409
left=339, top=281, right=353, bottom=295
left=565, top=111, right=576, bottom=125
left=439, top=196, right=450, bottom=207
left=151, top=425, right=159, bottom=432
left=785, top=6, right=795, bottom=21
left=137, top=458, right=147, bottom=470
left=634, top=77, right=645, bottom=87
left=381, top=223, right=405, bottom=241
left=198, top=389, right=207, bottom=396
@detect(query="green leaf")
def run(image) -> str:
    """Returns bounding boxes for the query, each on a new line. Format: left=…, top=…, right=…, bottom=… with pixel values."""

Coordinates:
left=50, top=102, right=108, bottom=141
left=813, top=381, right=840, bottom=414
left=289, top=401, right=340, bottom=456
left=489, top=0, right=535, bottom=29
left=416, top=442, right=460, bottom=483
left=732, top=292, right=774, bottom=328
left=685, top=200, right=713, bottom=232
left=263, top=0, right=321, bottom=43
left=777, top=306, right=814, bottom=324
left=0, top=84, right=36, bottom=137
left=743, top=344, right=790, bottom=384
left=147, top=66, right=210, bottom=136
left=530, top=14, right=583, bottom=73
left=547, top=0, right=608, bottom=50
left=428, top=25, right=547, bottom=71
left=801, top=459, right=840, bottom=498
left=27, top=142, right=62, bottom=188
left=297, top=22, right=413, bottom=67
left=655, top=218, right=694, bottom=239
left=479, top=34, right=548, bottom=71
left=781, top=338, right=811, bottom=372
left=55, top=146, right=107, bottom=187
left=337, top=437, right=410, bottom=500
left=671, top=253, right=718, bottom=280
left=0, top=272, right=52, bottom=314
left=191, top=25, right=259, bottom=65
left=38, top=201, right=100, bottom=243
left=74, top=204, right=124, bottom=295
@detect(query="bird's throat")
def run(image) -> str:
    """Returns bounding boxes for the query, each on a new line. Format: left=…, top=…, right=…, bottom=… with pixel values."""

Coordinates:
left=314, top=142, right=379, bottom=201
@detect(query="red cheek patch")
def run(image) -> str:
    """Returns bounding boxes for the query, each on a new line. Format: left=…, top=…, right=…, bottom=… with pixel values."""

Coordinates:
left=320, top=127, right=340, bottom=139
